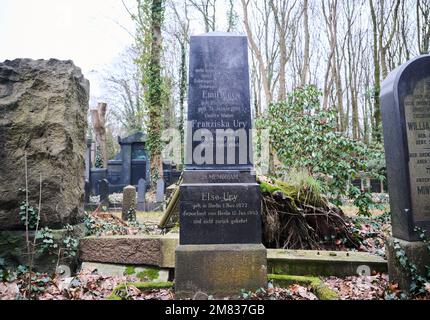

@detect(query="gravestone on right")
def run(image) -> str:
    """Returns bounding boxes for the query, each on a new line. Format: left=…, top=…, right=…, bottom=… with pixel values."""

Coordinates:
left=381, top=54, right=430, bottom=291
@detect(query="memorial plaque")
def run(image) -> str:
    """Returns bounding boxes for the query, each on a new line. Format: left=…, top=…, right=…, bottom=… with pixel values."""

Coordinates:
left=180, top=184, right=261, bottom=245
left=186, top=32, right=253, bottom=169
left=381, top=55, right=430, bottom=241
left=404, top=77, right=430, bottom=222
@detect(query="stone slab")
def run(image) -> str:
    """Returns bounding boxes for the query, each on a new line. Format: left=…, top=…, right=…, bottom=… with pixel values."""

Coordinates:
left=80, top=262, right=169, bottom=282
left=78, top=236, right=388, bottom=278
left=268, top=249, right=387, bottom=277
left=78, top=234, right=178, bottom=268
left=175, top=244, right=267, bottom=298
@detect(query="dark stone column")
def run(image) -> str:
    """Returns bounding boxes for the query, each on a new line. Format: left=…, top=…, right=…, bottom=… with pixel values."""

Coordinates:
left=175, top=33, right=267, bottom=299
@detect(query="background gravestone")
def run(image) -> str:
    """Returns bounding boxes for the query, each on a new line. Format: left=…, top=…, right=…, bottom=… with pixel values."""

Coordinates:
left=98, top=179, right=109, bottom=206
left=137, top=178, right=146, bottom=211
left=122, top=185, right=136, bottom=221
left=84, top=180, right=91, bottom=204
left=175, top=32, right=267, bottom=298
left=156, top=179, right=165, bottom=203
left=381, top=54, right=430, bottom=291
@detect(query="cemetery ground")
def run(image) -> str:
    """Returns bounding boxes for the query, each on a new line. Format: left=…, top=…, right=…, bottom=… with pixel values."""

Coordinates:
left=1, top=187, right=427, bottom=301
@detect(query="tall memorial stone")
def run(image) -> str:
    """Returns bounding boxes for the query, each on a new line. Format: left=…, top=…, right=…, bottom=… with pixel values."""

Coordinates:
left=175, top=33, right=267, bottom=298
left=381, top=55, right=430, bottom=291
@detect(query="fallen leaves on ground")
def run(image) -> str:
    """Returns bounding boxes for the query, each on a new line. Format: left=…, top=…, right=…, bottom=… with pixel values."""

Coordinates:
left=230, top=284, right=318, bottom=301
left=0, top=269, right=172, bottom=300
left=344, top=213, right=391, bottom=257
left=324, top=274, right=389, bottom=300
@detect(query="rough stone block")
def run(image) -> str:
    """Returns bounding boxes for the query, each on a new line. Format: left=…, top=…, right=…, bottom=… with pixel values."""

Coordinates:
left=0, top=59, right=89, bottom=230
left=78, top=234, right=178, bottom=268
left=0, top=224, right=87, bottom=273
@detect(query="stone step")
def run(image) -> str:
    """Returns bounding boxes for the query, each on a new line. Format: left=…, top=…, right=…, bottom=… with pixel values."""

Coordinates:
left=268, top=249, right=387, bottom=277
left=80, top=262, right=170, bottom=282
left=79, top=234, right=387, bottom=277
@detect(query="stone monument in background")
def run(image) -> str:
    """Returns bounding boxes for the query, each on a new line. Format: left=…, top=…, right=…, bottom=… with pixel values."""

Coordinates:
left=381, top=55, right=430, bottom=291
left=175, top=32, right=267, bottom=298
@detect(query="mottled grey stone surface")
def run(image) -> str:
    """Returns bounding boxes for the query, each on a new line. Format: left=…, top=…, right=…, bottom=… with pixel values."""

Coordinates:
left=0, top=59, right=89, bottom=230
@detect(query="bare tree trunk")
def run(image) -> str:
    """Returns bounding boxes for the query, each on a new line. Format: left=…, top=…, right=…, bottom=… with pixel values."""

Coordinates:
left=90, top=102, right=108, bottom=168
left=241, top=0, right=273, bottom=105
left=417, top=0, right=430, bottom=54
left=300, top=0, right=310, bottom=87
left=369, top=0, right=381, bottom=142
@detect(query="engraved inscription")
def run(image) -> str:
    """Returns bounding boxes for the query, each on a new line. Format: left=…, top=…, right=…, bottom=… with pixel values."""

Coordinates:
left=405, top=77, right=430, bottom=221
left=182, top=190, right=259, bottom=226
left=192, top=64, right=247, bottom=128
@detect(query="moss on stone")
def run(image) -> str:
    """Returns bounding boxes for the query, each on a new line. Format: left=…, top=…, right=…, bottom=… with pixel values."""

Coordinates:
left=106, top=281, right=174, bottom=300
left=268, top=274, right=338, bottom=300
left=137, top=268, right=159, bottom=281
left=124, top=266, right=136, bottom=276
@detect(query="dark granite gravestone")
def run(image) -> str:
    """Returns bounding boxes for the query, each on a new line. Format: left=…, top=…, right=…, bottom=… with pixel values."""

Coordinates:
left=137, top=178, right=146, bottom=211
left=381, top=55, right=430, bottom=241
left=381, top=54, right=430, bottom=291
left=175, top=32, right=267, bottom=298
left=98, top=179, right=109, bottom=206
left=156, top=179, right=165, bottom=203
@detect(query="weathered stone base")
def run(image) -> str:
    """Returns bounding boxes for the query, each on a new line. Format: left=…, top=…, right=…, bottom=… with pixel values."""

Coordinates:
left=268, top=249, right=387, bottom=277
left=0, top=224, right=87, bottom=274
left=80, top=262, right=170, bottom=282
left=175, top=244, right=267, bottom=298
left=386, top=237, right=430, bottom=292
left=79, top=233, right=178, bottom=268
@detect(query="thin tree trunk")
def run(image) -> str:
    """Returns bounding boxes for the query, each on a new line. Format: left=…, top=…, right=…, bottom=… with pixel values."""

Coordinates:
left=90, top=102, right=108, bottom=167
left=300, top=0, right=310, bottom=87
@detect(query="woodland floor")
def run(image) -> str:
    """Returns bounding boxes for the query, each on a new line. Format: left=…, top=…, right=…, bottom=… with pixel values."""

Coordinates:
left=1, top=202, right=429, bottom=300
left=1, top=269, right=427, bottom=300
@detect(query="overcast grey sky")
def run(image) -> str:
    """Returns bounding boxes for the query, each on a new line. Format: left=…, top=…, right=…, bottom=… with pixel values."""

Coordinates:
left=0, top=0, right=136, bottom=104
